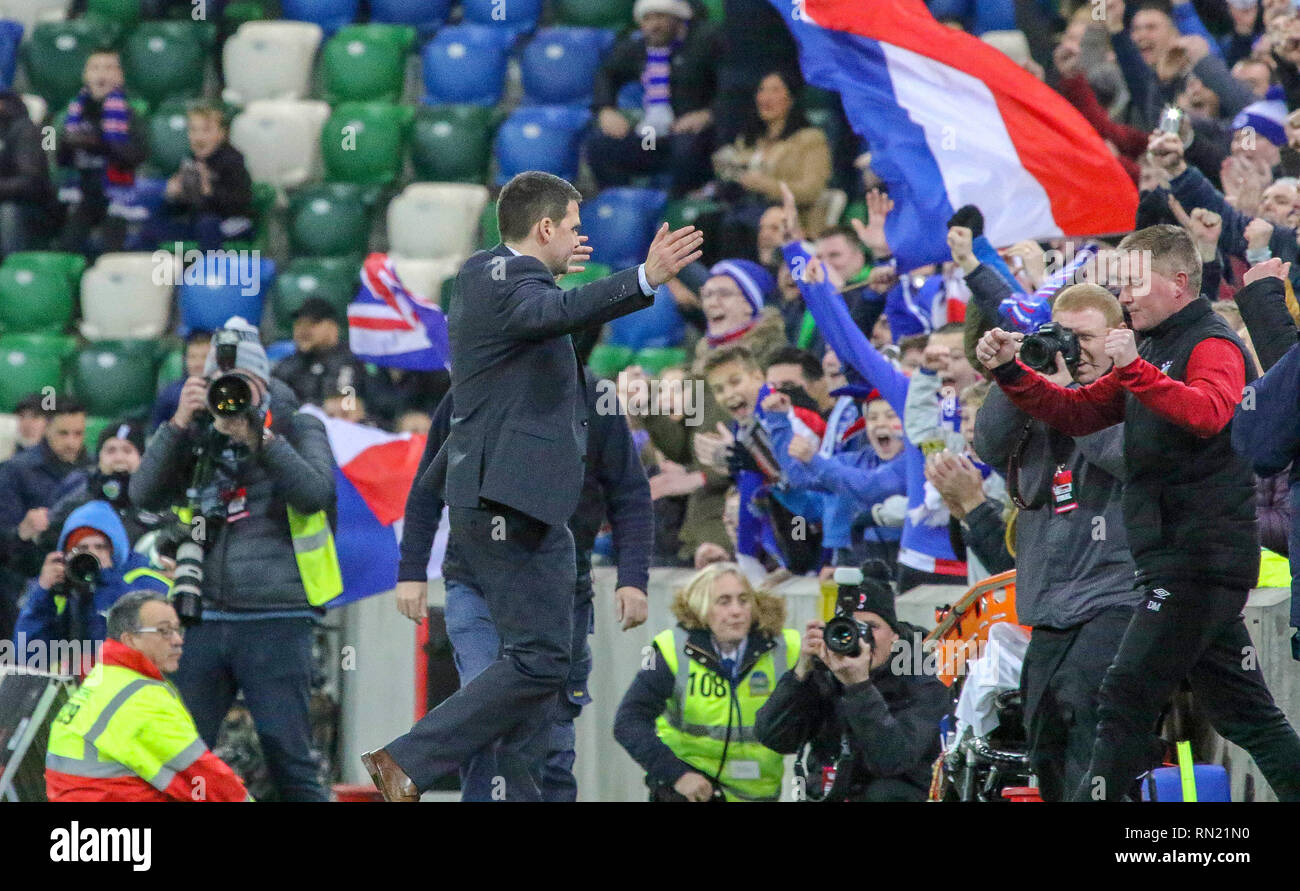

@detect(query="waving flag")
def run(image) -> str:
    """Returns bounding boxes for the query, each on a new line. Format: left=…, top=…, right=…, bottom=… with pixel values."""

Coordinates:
left=777, top=0, right=1138, bottom=270
left=302, top=406, right=443, bottom=608
left=347, top=252, right=451, bottom=372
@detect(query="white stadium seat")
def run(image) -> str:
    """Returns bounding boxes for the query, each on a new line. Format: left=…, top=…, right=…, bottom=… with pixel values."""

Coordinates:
left=21, top=93, right=46, bottom=124
left=222, top=20, right=323, bottom=105
left=386, top=183, right=488, bottom=260
left=80, top=253, right=172, bottom=340
left=389, top=256, right=462, bottom=303
left=0, top=0, right=66, bottom=35
left=230, top=99, right=330, bottom=190
left=0, top=412, right=18, bottom=462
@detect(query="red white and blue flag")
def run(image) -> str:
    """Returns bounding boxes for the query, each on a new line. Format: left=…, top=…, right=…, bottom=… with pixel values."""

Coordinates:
left=777, top=0, right=1138, bottom=270
left=347, top=252, right=451, bottom=372
left=302, top=406, right=442, bottom=607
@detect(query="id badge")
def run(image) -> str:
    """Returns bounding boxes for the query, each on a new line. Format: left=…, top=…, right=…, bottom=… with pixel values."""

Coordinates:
left=726, top=760, right=761, bottom=781
left=1052, top=465, right=1077, bottom=514
left=224, top=486, right=250, bottom=523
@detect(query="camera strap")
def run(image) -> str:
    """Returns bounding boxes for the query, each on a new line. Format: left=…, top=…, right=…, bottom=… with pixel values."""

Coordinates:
left=1006, top=418, right=1036, bottom=510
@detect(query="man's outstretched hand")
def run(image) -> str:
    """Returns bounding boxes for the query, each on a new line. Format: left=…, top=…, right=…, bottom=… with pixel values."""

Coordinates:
left=644, top=223, right=704, bottom=289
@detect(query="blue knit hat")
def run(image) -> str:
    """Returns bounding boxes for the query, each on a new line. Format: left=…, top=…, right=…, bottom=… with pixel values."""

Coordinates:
left=1232, top=85, right=1288, bottom=147
left=707, top=259, right=775, bottom=319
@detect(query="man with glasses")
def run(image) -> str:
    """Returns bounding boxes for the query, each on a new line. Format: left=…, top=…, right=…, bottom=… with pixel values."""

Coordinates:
left=45, top=591, right=251, bottom=801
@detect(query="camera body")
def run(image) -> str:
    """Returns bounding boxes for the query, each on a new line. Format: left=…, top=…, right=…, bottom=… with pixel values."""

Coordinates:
left=1019, top=321, right=1080, bottom=374
left=823, top=566, right=875, bottom=658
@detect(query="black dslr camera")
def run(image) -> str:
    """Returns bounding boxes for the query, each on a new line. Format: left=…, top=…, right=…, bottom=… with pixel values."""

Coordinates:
left=1019, top=321, right=1080, bottom=374
left=823, top=566, right=875, bottom=658
left=206, top=328, right=256, bottom=420
left=62, top=549, right=101, bottom=593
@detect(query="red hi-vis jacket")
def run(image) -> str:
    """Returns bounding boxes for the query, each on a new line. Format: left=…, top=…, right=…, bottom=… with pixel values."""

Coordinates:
left=45, top=640, right=250, bottom=802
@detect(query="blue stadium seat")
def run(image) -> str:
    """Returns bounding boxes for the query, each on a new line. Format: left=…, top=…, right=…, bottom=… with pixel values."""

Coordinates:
left=369, top=0, right=452, bottom=35
left=582, top=187, right=667, bottom=270
left=0, top=20, right=23, bottom=90
left=461, top=0, right=542, bottom=41
left=177, top=257, right=276, bottom=335
left=494, top=105, right=591, bottom=186
left=421, top=24, right=512, bottom=107
left=282, top=0, right=359, bottom=35
left=520, top=27, right=615, bottom=107
left=616, top=80, right=643, bottom=110
left=266, top=339, right=297, bottom=362
left=604, top=284, right=685, bottom=349
left=1140, top=765, right=1231, bottom=802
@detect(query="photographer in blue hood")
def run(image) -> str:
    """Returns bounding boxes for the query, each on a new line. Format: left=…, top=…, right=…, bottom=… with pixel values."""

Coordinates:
left=15, top=500, right=171, bottom=659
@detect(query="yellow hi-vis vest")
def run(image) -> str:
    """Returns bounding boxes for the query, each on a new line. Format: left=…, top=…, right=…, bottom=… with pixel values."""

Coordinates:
left=1259, top=548, right=1291, bottom=588
left=51, top=567, right=172, bottom=616
left=174, top=505, right=343, bottom=607
left=46, top=661, right=207, bottom=793
left=652, top=626, right=800, bottom=801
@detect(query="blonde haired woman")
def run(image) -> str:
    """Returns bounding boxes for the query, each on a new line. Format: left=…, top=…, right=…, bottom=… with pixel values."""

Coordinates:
left=614, top=562, right=800, bottom=801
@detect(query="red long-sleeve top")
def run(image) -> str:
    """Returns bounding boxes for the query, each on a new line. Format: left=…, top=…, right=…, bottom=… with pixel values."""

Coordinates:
left=995, top=338, right=1245, bottom=438
left=1056, top=73, right=1150, bottom=160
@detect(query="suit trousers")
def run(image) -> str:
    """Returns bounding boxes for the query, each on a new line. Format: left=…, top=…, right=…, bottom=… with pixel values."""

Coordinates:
left=1072, top=579, right=1300, bottom=801
left=386, top=504, right=575, bottom=800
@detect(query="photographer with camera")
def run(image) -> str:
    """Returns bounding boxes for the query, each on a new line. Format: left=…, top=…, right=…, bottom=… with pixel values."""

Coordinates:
left=753, top=563, right=950, bottom=801
left=15, top=500, right=171, bottom=664
left=614, top=562, right=799, bottom=801
left=130, top=318, right=338, bottom=802
left=972, top=282, right=1142, bottom=802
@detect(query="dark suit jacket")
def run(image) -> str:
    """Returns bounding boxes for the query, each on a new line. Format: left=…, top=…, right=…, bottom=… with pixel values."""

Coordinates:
left=590, top=23, right=723, bottom=117
left=438, top=244, right=653, bottom=526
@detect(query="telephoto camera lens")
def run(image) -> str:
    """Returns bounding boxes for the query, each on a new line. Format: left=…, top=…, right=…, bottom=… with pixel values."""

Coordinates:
left=823, top=615, right=865, bottom=657
left=1019, top=322, right=1080, bottom=374
left=172, top=539, right=205, bottom=626
left=64, top=551, right=101, bottom=589
left=207, top=373, right=253, bottom=417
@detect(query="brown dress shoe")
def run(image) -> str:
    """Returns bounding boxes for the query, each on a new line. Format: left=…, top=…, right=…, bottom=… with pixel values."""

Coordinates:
left=360, top=748, right=419, bottom=802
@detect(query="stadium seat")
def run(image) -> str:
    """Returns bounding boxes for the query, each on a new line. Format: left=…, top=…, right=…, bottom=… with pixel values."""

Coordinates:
left=699, top=0, right=724, bottom=21
left=420, top=24, right=512, bottom=107
left=633, top=346, right=687, bottom=374
left=409, top=105, right=494, bottom=184
left=553, top=0, right=634, bottom=28
left=71, top=340, right=160, bottom=418
left=222, top=20, right=323, bottom=105
left=321, top=102, right=413, bottom=186
left=82, top=414, right=112, bottom=450
left=0, top=412, right=17, bottom=461
left=21, top=93, right=46, bottom=124
left=616, top=80, right=642, bottom=111
left=0, top=20, right=22, bottom=90
left=80, top=253, right=172, bottom=340
left=0, top=0, right=66, bottom=36
left=556, top=262, right=610, bottom=290
left=22, top=19, right=122, bottom=110
left=281, top=0, right=359, bottom=36
left=478, top=201, right=499, bottom=249
left=321, top=24, right=417, bottom=105
left=0, top=251, right=84, bottom=334
left=520, top=28, right=614, bottom=107
left=86, top=0, right=139, bottom=25
left=288, top=184, right=374, bottom=257
left=664, top=197, right=723, bottom=265
left=387, top=183, right=489, bottom=260
left=0, top=334, right=72, bottom=412
left=270, top=257, right=360, bottom=335
left=156, top=348, right=184, bottom=391
left=582, top=187, right=667, bottom=270
left=586, top=343, right=633, bottom=379
left=177, top=256, right=276, bottom=334
left=143, top=99, right=193, bottom=177
left=369, top=0, right=451, bottom=35
left=390, top=257, right=461, bottom=303
left=494, top=105, right=591, bottom=186
left=230, top=99, right=331, bottom=190
left=605, top=284, right=684, bottom=348
left=461, top=0, right=541, bottom=41
left=266, top=339, right=296, bottom=362
left=122, top=22, right=208, bottom=107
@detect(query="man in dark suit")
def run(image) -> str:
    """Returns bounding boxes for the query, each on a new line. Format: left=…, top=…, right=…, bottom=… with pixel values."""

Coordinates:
left=362, top=171, right=703, bottom=801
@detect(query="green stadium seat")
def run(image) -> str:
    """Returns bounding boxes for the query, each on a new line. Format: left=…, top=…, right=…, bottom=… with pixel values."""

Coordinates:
left=123, top=23, right=209, bottom=107
left=71, top=340, right=160, bottom=418
left=439, top=275, right=456, bottom=313
left=634, top=346, right=687, bottom=375
left=322, top=24, right=416, bottom=104
left=409, top=105, right=494, bottom=184
left=664, top=198, right=723, bottom=265
left=0, top=334, right=73, bottom=412
left=156, top=348, right=185, bottom=392
left=478, top=201, right=499, bottom=250
left=270, top=257, right=361, bottom=337
left=699, top=0, right=724, bottom=20
left=0, top=252, right=84, bottom=334
left=83, top=415, right=113, bottom=451
left=558, top=262, right=611, bottom=291
left=22, top=20, right=124, bottom=111
left=288, top=184, right=376, bottom=257
left=87, top=0, right=141, bottom=26
left=321, top=102, right=414, bottom=186
left=553, top=0, right=634, bottom=28
left=143, top=99, right=194, bottom=177
left=587, top=343, right=634, bottom=379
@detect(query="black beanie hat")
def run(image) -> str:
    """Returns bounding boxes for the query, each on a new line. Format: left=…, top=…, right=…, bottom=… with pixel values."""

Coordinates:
left=98, top=419, right=146, bottom=456
left=838, top=559, right=901, bottom=632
